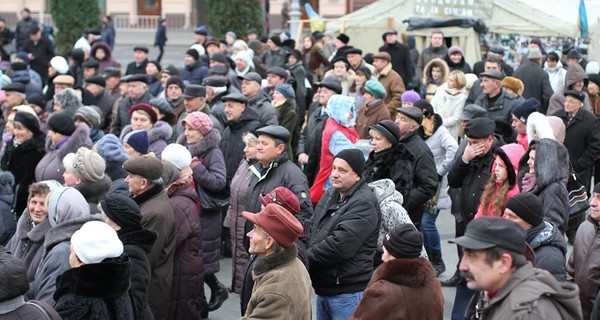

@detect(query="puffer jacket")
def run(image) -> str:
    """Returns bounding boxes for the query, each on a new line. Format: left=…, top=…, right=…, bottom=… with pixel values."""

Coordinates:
left=368, top=179, right=412, bottom=249
left=518, top=139, right=570, bottom=234
left=568, top=215, right=600, bottom=319
left=166, top=177, right=204, bottom=320
left=35, top=122, right=92, bottom=183
left=246, top=91, right=278, bottom=126
left=547, top=64, right=592, bottom=115
left=474, top=89, right=518, bottom=124
left=423, top=114, right=458, bottom=210
left=120, top=121, right=173, bottom=158
left=466, top=263, right=582, bottom=320
left=223, top=159, right=255, bottom=293
left=180, top=62, right=208, bottom=85
left=528, top=221, right=567, bottom=281
left=363, top=142, right=414, bottom=201
left=0, top=172, right=14, bottom=245
left=308, top=179, right=380, bottom=296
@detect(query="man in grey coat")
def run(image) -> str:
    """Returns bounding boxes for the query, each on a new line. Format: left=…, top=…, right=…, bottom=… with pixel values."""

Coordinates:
left=240, top=72, right=278, bottom=126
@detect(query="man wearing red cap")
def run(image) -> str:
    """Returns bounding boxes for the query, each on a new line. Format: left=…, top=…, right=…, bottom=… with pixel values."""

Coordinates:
left=241, top=203, right=311, bottom=319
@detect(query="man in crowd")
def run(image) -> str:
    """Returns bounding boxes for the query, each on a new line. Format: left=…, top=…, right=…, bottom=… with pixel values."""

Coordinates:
left=204, top=75, right=230, bottom=129
left=416, top=30, right=447, bottom=83
left=454, top=217, right=581, bottom=319
left=123, top=155, right=176, bottom=320
left=2, top=83, right=27, bottom=111
left=474, top=70, right=517, bottom=123
left=111, top=74, right=152, bottom=136
left=176, top=84, right=222, bottom=137
left=23, top=25, right=54, bottom=85
left=346, top=48, right=376, bottom=76
left=372, top=51, right=404, bottom=117
left=513, top=48, right=553, bottom=111
left=126, top=46, right=150, bottom=75
left=379, top=29, right=412, bottom=87
left=263, top=67, right=287, bottom=99
left=240, top=72, right=278, bottom=125
left=103, top=67, right=122, bottom=99
left=241, top=204, right=311, bottom=319
left=84, top=75, right=116, bottom=131
left=181, top=48, right=208, bottom=85
left=164, top=75, right=186, bottom=120
left=15, top=8, right=37, bottom=52
left=308, top=149, right=380, bottom=320
left=263, top=36, right=287, bottom=69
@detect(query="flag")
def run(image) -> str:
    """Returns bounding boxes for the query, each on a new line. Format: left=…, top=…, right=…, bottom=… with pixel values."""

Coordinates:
left=579, top=0, right=589, bottom=38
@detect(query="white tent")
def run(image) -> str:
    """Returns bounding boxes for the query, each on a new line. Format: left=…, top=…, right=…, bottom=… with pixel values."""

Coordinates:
left=326, top=0, right=595, bottom=64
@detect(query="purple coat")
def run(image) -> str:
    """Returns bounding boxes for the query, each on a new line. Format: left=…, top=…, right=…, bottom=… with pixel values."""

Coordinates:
left=167, top=179, right=204, bottom=320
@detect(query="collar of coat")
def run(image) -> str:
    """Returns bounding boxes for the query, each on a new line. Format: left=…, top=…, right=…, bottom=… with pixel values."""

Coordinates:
left=252, top=244, right=298, bottom=278
left=372, top=257, right=436, bottom=287
left=379, top=62, right=393, bottom=77
left=249, top=152, right=289, bottom=182
left=132, top=183, right=164, bottom=206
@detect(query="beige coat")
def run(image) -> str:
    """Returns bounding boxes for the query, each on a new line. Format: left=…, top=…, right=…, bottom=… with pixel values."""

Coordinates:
left=377, top=62, right=405, bottom=117
left=242, top=245, right=312, bottom=320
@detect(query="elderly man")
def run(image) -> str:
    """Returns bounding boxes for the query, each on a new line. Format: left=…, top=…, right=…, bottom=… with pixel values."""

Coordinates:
left=297, top=77, right=342, bottom=186
left=241, top=203, right=311, bottom=319
left=240, top=72, right=278, bottom=125
left=111, top=74, right=152, bottom=136
left=455, top=217, right=581, bottom=319
left=220, top=93, right=259, bottom=187
left=504, top=193, right=567, bottom=281
left=204, top=75, right=230, bottom=129
left=163, top=75, right=185, bottom=119
left=394, top=106, right=437, bottom=228
left=263, top=67, right=287, bottom=99
left=372, top=51, right=405, bottom=117
left=345, top=48, right=376, bottom=77
left=103, top=67, right=122, bottom=99
left=84, top=75, right=116, bottom=130
left=308, top=148, right=380, bottom=320
left=123, top=155, right=176, bottom=320
left=2, top=83, right=27, bottom=111
left=466, top=56, right=504, bottom=105
left=176, top=84, right=222, bottom=138
left=474, top=70, right=517, bottom=123
left=126, top=46, right=150, bottom=75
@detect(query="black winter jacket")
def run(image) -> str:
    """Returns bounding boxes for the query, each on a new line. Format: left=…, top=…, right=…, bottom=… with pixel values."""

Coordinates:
left=297, top=102, right=328, bottom=186
left=527, top=221, right=567, bottom=281
left=513, top=61, right=554, bottom=112
left=474, top=89, right=518, bottom=124
left=363, top=143, right=414, bottom=201
left=552, top=108, right=600, bottom=175
left=308, top=179, right=380, bottom=296
left=220, top=108, right=260, bottom=186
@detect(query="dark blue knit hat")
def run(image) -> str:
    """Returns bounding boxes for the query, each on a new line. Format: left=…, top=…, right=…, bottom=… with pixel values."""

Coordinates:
left=123, top=130, right=148, bottom=155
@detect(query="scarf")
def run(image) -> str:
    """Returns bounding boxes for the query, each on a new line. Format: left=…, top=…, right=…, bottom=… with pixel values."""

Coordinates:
left=521, top=172, right=537, bottom=193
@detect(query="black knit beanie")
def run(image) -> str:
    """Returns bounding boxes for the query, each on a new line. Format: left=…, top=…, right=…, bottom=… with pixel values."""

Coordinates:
left=100, top=193, right=143, bottom=232
left=383, top=224, right=422, bottom=259
left=504, top=193, right=544, bottom=226
left=335, top=149, right=365, bottom=177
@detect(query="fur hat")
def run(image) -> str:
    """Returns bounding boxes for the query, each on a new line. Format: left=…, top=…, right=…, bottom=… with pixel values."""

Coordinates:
left=161, top=143, right=192, bottom=170
left=74, top=147, right=106, bottom=182
left=95, top=134, right=129, bottom=163
left=71, top=221, right=123, bottom=264
left=55, top=88, right=82, bottom=109
left=502, top=77, right=524, bottom=96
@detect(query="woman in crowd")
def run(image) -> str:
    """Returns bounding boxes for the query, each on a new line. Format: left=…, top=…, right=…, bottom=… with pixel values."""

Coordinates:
left=224, top=132, right=257, bottom=294
left=53, top=87, right=83, bottom=117
left=35, top=113, right=92, bottom=184
left=421, top=58, right=449, bottom=102
left=431, top=70, right=467, bottom=141
left=414, top=100, right=458, bottom=276
left=349, top=66, right=372, bottom=112
left=355, top=80, right=390, bottom=139
left=94, top=134, right=130, bottom=195
left=323, top=57, right=356, bottom=96
left=119, top=102, right=173, bottom=158
left=161, top=154, right=204, bottom=320
left=475, top=143, right=524, bottom=218
left=91, top=42, right=120, bottom=74
left=271, top=83, right=296, bottom=155
left=100, top=193, right=157, bottom=320
left=301, top=34, right=331, bottom=85
left=177, top=111, right=228, bottom=315
left=444, top=46, right=472, bottom=74
left=62, top=147, right=110, bottom=214
left=1, top=110, right=46, bottom=215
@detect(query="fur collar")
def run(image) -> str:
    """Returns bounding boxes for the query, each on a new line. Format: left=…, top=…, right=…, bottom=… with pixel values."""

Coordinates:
left=379, top=62, right=393, bottom=77
left=132, top=183, right=164, bottom=206
left=45, top=122, right=92, bottom=157
left=54, top=255, right=131, bottom=299
left=74, top=176, right=112, bottom=204
left=44, top=215, right=103, bottom=253
left=118, top=228, right=157, bottom=254
left=178, top=129, right=221, bottom=157
left=252, top=244, right=298, bottom=277
left=372, top=257, right=436, bottom=287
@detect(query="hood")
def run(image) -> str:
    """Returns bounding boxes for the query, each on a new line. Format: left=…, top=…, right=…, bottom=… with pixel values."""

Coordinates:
left=544, top=60, right=564, bottom=72
left=493, top=143, right=525, bottom=188
left=10, top=70, right=31, bottom=84
left=518, top=138, right=569, bottom=191
left=325, top=95, right=356, bottom=127
left=148, top=120, right=173, bottom=144
left=529, top=221, right=567, bottom=254
left=0, top=172, right=14, bottom=204
left=90, top=42, right=112, bottom=60
left=48, top=187, right=91, bottom=228
left=444, top=53, right=467, bottom=69
left=564, top=64, right=589, bottom=89
left=423, top=58, right=449, bottom=85
left=0, top=247, right=29, bottom=301
left=368, top=178, right=405, bottom=206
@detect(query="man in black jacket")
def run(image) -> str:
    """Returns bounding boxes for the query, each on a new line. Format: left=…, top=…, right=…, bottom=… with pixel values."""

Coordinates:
left=513, top=48, right=554, bottom=112
left=23, top=26, right=54, bottom=85
left=308, top=149, right=380, bottom=320
left=126, top=46, right=149, bottom=75
left=379, top=29, right=413, bottom=88
left=394, top=106, right=438, bottom=229
left=446, top=117, right=496, bottom=320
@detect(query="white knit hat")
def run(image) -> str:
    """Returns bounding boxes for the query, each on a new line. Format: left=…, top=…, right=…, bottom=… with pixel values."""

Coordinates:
left=161, top=143, right=192, bottom=170
left=71, top=221, right=123, bottom=264
left=50, top=56, right=69, bottom=75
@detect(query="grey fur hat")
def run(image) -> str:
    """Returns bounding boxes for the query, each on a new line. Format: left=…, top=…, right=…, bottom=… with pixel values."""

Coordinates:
left=55, top=88, right=83, bottom=110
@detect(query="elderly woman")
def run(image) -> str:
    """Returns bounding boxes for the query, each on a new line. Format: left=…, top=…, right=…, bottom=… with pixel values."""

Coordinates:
left=177, top=111, right=228, bottom=314
left=62, top=147, right=111, bottom=214
left=0, top=111, right=46, bottom=215
left=53, top=87, right=83, bottom=117
left=224, top=132, right=257, bottom=293
left=323, top=57, right=356, bottom=95
left=119, top=102, right=173, bottom=158
left=35, top=113, right=92, bottom=184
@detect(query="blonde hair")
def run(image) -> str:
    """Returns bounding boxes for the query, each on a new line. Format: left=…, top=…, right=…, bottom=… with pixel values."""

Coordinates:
left=422, top=117, right=435, bottom=138
left=449, top=70, right=466, bottom=89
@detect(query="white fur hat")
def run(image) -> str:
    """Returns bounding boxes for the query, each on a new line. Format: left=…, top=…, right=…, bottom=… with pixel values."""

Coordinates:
left=71, top=221, right=123, bottom=264
left=161, top=143, right=192, bottom=170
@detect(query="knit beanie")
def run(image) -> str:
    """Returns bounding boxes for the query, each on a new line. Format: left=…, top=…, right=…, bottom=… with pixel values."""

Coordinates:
left=182, top=112, right=213, bottom=136
left=275, top=83, right=295, bottom=99
left=269, top=36, right=281, bottom=47
left=335, top=149, right=365, bottom=177
left=512, top=98, right=540, bottom=124
left=75, top=147, right=106, bottom=182
left=71, top=221, right=123, bottom=264
left=123, top=130, right=149, bottom=155
left=383, top=224, right=423, bottom=259
left=48, top=113, right=76, bottom=135
left=166, top=75, right=185, bottom=91
left=74, top=106, right=102, bottom=129
left=100, top=193, right=144, bottom=232
left=186, top=48, right=200, bottom=61
left=162, top=143, right=192, bottom=170
left=401, top=90, right=420, bottom=104
left=504, top=193, right=544, bottom=227
left=95, top=134, right=130, bottom=163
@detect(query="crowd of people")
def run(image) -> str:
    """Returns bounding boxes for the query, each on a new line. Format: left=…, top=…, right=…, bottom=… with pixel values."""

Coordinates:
left=1, top=7, right=600, bottom=320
